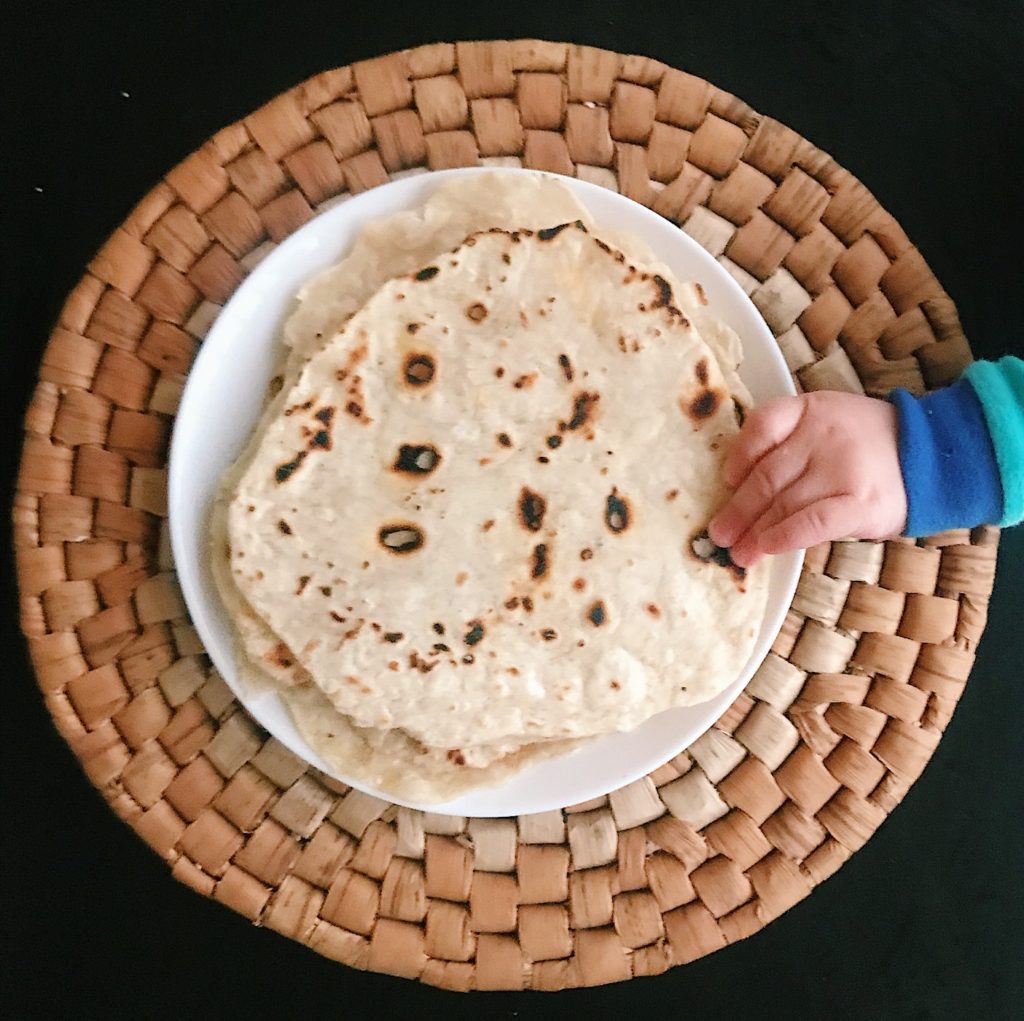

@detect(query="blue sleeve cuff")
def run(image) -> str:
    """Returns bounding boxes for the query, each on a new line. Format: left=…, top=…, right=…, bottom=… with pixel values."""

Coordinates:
left=890, top=380, right=1004, bottom=536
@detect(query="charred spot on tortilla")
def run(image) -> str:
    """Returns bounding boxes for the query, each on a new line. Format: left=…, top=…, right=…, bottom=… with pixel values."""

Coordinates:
left=560, top=391, right=600, bottom=432
left=495, top=367, right=505, bottom=379
left=314, top=407, right=335, bottom=426
left=383, top=631, right=404, bottom=643
left=463, top=620, right=485, bottom=646
left=541, top=628, right=557, bottom=640
left=537, top=455, right=550, bottom=464
left=447, top=749, right=466, bottom=766
left=646, top=603, right=662, bottom=618
left=587, top=600, right=607, bottom=626
left=513, top=373, right=537, bottom=390
left=540, top=224, right=573, bottom=241
left=558, top=353, right=574, bottom=382
left=393, top=444, right=441, bottom=475
left=537, top=222, right=576, bottom=241
left=415, top=265, right=440, bottom=281
left=275, top=451, right=307, bottom=483
left=572, top=577, right=586, bottom=592
left=467, top=302, right=488, bottom=322
left=267, top=642, right=294, bottom=668
left=733, top=398, right=746, bottom=427
left=497, top=432, right=513, bottom=447
left=404, top=353, right=435, bottom=386
left=481, top=519, right=496, bottom=532
left=518, top=487, right=547, bottom=532
left=379, top=523, right=425, bottom=554
left=652, top=274, right=673, bottom=308
left=319, top=585, right=333, bottom=596
left=580, top=547, right=594, bottom=561
left=546, top=435, right=562, bottom=449
left=695, top=358, right=709, bottom=386
left=684, top=388, right=722, bottom=422
left=406, top=322, right=423, bottom=335
left=531, top=543, right=549, bottom=579
left=277, top=519, right=292, bottom=535
left=690, top=529, right=747, bottom=581
left=409, top=651, right=437, bottom=674
left=432, top=622, right=445, bottom=635
left=605, top=489, right=631, bottom=534
left=295, top=575, right=310, bottom=595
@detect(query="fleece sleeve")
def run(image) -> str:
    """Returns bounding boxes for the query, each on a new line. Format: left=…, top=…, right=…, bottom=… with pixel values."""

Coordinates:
left=964, top=356, right=1024, bottom=527
left=889, top=379, right=1003, bottom=536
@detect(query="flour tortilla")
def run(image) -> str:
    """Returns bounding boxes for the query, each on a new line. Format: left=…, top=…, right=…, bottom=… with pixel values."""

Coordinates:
left=226, top=222, right=768, bottom=760
left=213, top=173, right=768, bottom=802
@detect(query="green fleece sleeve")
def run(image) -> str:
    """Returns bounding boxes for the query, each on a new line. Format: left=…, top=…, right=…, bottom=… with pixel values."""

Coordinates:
left=964, top=356, right=1024, bottom=527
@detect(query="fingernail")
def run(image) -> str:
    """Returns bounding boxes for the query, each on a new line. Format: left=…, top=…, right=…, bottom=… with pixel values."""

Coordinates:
left=731, top=544, right=764, bottom=569
left=708, top=518, right=731, bottom=547
left=729, top=539, right=752, bottom=567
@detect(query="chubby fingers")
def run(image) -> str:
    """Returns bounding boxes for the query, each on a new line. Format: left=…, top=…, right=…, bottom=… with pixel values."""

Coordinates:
left=708, top=442, right=807, bottom=549
left=756, top=495, right=861, bottom=556
left=720, top=396, right=807, bottom=490
left=728, top=471, right=827, bottom=565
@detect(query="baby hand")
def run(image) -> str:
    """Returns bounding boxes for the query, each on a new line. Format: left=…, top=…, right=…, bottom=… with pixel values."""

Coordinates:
left=708, top=392, right=907, bottom=567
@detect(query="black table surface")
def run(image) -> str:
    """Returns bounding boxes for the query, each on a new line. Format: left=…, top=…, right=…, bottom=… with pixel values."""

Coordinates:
left=4, top=2, right=1023, bottom=1018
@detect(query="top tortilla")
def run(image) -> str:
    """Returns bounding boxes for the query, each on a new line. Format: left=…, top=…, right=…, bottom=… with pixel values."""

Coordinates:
left=226, top=220, right=768, bottom=754
left=211, top=173, right=768, bottom=801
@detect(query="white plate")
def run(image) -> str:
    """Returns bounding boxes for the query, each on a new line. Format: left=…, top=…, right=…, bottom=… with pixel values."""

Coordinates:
left=169, top=167, right=802, bottom=817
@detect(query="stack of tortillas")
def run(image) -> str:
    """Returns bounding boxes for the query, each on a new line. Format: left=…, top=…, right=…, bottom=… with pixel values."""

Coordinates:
left=211, top=173, right=769, bottom=803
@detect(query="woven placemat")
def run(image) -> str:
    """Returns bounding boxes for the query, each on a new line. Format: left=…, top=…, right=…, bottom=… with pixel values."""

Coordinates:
left=15, top=40, right=999, bottom=991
